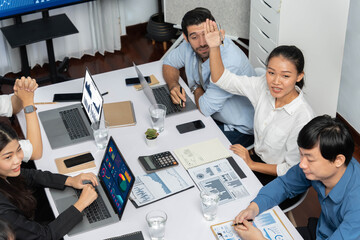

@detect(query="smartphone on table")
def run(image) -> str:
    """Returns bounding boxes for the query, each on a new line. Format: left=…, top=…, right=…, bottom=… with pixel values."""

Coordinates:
left=63, top=152, right=94, bottom=168
left=176, top=120, right=205, bottom=134
left=125, top=76, right=151, bottom=85
left=53, top=93, right=82, bottom=102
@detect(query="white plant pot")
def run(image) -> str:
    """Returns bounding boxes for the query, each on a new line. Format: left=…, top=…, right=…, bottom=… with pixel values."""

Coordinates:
left=145, top=137, right=158, bottom=147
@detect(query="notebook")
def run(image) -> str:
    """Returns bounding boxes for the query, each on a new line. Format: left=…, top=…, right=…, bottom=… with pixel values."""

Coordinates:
left=50, top=137, right=135, bottom=236
left=133, top=63, right=197, bottom=116
left=133, top=74, right=159, bottom=90
left=103, top=101, right=136, bottom=127
left=55, top=152, right=96, bottom=175
left=39, top=68, right=104, bottom=149
left=104, top=231, right=144, bottom=240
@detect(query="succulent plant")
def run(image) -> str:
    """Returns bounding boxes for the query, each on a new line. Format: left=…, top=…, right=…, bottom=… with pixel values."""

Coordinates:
left=145, top=128, right=159, bottom=139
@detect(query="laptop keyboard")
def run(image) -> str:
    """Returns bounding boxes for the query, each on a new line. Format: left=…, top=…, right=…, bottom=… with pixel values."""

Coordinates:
left=59, top=108, right=90, bottom=140
left=153, top=87, right=182, bottom=115
left=75, top=188, right=111, bottom=224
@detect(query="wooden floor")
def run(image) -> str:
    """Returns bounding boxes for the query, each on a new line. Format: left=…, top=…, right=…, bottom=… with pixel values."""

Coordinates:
left=2, top=23, right=359, bottom=229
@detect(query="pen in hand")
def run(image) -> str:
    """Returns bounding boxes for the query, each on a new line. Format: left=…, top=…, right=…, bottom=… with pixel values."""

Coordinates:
left=232, top=219, right=253, bottom=226
left=179, top=86, right=184, bottom=108
left=218, top=23, right=224, bottom=46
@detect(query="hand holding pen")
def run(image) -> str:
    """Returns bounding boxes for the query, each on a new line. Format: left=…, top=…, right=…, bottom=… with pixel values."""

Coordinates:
left=232, top=219, right=253, bottom=226
left=179, top=86, right=185, bottom=108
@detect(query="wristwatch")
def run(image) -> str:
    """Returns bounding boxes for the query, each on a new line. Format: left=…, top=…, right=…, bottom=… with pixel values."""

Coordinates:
left=190, top=84, right=200, bottom=94
left=24, top=105, right=37, bottom=114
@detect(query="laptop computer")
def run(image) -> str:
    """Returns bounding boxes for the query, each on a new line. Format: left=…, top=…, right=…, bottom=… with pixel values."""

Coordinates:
left=39, top=68, right=104, bottom=149
left=50, top=136, right=135, bottom=236
left=133, top=63, right=197, bottom=116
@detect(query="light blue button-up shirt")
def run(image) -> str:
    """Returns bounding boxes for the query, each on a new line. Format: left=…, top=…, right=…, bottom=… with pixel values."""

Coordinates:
left=253, top=159, right=360, bottom=240
left=163, top=37, right=255, bottom=135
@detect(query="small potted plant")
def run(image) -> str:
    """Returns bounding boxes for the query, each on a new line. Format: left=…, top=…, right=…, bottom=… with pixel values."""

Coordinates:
left=145, top=128, right=159, bottom=147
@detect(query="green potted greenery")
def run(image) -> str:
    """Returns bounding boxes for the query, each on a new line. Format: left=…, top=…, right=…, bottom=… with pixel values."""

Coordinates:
left=145, top=128, right=159, bottom=146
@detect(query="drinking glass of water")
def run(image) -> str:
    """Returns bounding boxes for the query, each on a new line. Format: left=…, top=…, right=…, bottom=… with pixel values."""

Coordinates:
left=149, top=104, right=166, bottom=133
left=146, top=210, right=167, bottom=240
left=91, top=120, right=109, bottom=150
left=200, top=189, right=220, bottom=221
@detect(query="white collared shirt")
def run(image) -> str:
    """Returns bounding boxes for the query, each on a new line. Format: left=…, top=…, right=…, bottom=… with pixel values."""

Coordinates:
left=0, top=95, right=13, bottom=117
left=1, top=95, right=33, bottom=162
left=214, top=69, right=315, bottom=175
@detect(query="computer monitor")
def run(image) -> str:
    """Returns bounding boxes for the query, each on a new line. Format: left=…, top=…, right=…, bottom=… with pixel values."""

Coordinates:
left=0, top=0, right=92, bottom=20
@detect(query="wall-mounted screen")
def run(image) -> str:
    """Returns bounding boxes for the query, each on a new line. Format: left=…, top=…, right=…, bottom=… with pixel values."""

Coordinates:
left=0, top=0, right=91, bottom=20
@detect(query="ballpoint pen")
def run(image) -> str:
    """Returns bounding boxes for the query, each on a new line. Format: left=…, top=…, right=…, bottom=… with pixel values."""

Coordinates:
left=218, top=23, right=224, bottom=46
left=232, top=219, right=253, bottom=226
left=179, top=86, right=184, bottom=107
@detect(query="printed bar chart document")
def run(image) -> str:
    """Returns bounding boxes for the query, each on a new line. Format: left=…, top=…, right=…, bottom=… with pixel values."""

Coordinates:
left=174, top=138, right=231, bottom=169
left=211, top=209, right=294, bottom=240
left=187, top=158, right=249, bottom=205
left=129, top=166, right=194, bottom=207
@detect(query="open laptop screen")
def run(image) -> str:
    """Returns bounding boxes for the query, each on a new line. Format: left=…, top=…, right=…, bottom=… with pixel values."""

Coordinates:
left=133, top=63, right=157, bottom=105
left=99, top=137, right=135, bottom=219
left=81, top=69, right=103, bottom=124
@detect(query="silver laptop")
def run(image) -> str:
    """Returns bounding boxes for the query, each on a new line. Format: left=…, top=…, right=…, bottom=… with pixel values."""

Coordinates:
left=50, top=137, right=135, bottom=236
left=133, top=63, right=197, bottom=116
left=39, top=68, right=103, bottom=149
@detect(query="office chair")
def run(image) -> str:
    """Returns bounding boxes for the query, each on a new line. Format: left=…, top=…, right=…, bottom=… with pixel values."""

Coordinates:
left=282, top=189, right=309, bottom=227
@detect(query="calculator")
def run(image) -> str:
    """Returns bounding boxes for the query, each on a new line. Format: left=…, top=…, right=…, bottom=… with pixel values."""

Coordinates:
left=138, top=151, right=178, bottom=173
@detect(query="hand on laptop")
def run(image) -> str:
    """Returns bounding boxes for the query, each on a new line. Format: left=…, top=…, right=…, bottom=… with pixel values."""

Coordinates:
left=170, top=84, right=186, bottom=107
left=74, top=185, right=98, bottom=212
left=65, top=173, right=99, bottom=212
left=65, top=172, right=98, bottom=189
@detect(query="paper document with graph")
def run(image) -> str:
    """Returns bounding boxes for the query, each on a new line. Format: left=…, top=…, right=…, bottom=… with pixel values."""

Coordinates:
left=129, top=166, right=194, bottom=207
left=211, top=208, right=294, bottom=240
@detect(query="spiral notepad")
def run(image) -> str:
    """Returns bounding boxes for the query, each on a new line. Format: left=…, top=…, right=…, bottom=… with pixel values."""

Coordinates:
left=104, top=231, right=144, bottom=240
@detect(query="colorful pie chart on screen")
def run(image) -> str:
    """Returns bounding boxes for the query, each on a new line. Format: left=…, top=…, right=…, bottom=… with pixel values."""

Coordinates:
left=118, top=173, right=127, bottom=191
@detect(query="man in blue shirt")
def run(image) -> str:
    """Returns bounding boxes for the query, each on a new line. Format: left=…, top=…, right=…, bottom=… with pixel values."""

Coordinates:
left=234, top=115, right=360, bottom=240
left=162, top=7, right=255, bottom=147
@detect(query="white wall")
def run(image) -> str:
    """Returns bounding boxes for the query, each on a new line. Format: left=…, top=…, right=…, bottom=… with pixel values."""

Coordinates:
left=278, top=0, right=350, bottom=117
left=338, top=0, right=360, bottom=132
left=122, top=0, right=158, bottom=27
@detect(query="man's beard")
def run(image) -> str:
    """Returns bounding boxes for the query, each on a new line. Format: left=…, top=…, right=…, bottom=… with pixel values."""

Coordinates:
left=194, top=45, right=210, bottom=60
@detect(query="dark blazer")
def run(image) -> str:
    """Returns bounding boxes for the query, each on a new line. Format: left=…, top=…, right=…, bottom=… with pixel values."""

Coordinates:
left=0, top=168, right=83, bottom=240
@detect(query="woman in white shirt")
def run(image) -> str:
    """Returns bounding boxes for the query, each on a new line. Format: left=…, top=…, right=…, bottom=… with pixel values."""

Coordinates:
left=205, top=19, right=314, bottom=185
left=0, top=77, right=42, bottom=161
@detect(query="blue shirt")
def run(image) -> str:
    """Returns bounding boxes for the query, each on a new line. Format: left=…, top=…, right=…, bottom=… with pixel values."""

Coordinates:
left=163, top=37, right=256, bottom=135
left=253, top=159, right=360, bottom=240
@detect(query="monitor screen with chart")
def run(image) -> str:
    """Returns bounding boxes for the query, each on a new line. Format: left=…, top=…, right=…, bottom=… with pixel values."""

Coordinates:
left=0, top=0, right=91, bottom=20
left=81, top=69, right=103, bottom=124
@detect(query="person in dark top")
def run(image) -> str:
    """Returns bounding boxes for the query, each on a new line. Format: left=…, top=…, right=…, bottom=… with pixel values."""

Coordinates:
left=0, top=122, right=98, bottom=239
left=0, top=219, right=15, bottom=240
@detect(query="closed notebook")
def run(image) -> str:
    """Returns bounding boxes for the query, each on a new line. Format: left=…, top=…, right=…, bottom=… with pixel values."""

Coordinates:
left=134, top=74, right=159, bottom=90
left=55, top=152, right=96, bottom=175
left=103, top=101, right=136, bottom=127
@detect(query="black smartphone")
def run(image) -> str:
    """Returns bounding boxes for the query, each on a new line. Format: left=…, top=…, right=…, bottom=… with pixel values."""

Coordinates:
left=53, top=93, right=82, bottom=102
left=176, top=120, right=205, bottom=134
left=125, top=76, right=151, bottom=85
left=64, top=152, right=94, bottom=168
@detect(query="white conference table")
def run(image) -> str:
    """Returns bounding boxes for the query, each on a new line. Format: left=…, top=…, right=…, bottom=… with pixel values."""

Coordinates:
left=17, top=60, right=302, bottom=240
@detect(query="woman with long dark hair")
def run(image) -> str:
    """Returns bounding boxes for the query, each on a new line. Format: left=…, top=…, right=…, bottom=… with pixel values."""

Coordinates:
left=204, top=19, right=314, bottom=185
left=0, top=122, right=98, bottom=239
